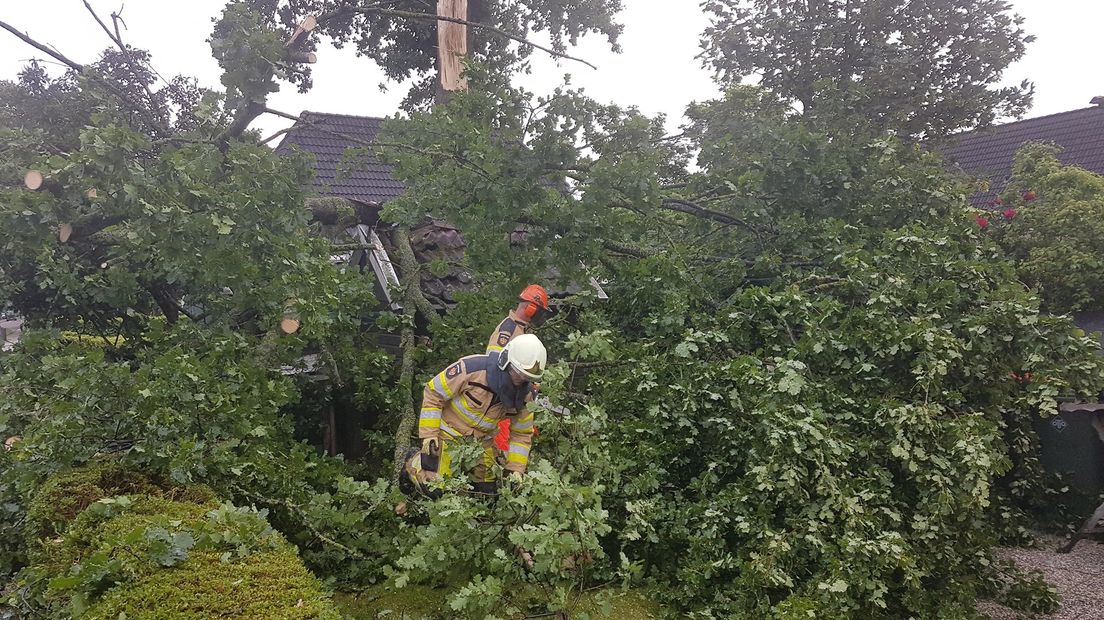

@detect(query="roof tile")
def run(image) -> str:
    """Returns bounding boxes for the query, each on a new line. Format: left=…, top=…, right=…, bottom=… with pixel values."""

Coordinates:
left=940, top=105, right=1104, bottom=206
left=274, top=111, right=405, bottom=204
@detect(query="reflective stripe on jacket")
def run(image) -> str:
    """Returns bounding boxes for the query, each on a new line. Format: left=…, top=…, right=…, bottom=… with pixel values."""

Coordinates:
left=486, top=310, right=528, bottom=353
left=418, top=352, right=535, bottom=472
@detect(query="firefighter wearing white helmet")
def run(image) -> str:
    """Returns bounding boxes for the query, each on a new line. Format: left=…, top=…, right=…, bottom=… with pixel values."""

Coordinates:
left=401, top=334, right=547, bottom=496
left=499, top=333, right=547, bottom=381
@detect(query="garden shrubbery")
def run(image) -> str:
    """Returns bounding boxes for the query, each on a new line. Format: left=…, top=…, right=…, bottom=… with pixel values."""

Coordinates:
left=7, top=464, right=341, bottom=619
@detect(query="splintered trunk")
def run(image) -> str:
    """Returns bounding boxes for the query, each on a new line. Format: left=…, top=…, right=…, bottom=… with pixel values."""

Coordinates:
left=435, top=0, right=469, bottom=102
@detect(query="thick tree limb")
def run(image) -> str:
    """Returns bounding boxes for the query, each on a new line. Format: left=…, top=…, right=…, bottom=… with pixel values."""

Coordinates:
left=319, top=6, right=597, bottom=70
left=146, top=284, right=180, bottom=324
left=71, top=214, right=127, bottom=241
left=216, top=100, right=266, bottom=149
left=602, top=240, right=648, bottom=258
left=660, top=198, right=758, bottom=233
left=390, top=224, right=435, bottom=481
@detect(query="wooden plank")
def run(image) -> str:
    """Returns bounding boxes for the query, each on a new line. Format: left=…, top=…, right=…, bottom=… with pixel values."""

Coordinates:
left=436, top=0, right=468, bottom=92
left=1059, top=499, right=1104, bottom=552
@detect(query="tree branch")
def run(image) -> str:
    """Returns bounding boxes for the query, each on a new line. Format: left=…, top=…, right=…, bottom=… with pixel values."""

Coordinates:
left=319, top=6, right=598, bottom=70
left=72, top=214, right=127, bottom=241
left=660, top=198, right=761, bottom=237
left=0, top=18, right=169, bottom=137
left=602, top=240, right=648, bottom=258
left=215, top=100, right=266, bottom=149
left=0, top=19, right=85, bottom=72
left=82, top=0, right=159, bottom=110
left=389, top=224, right=435, bottom=481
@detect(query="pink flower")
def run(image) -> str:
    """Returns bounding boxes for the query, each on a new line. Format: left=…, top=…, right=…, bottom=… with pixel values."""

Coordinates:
left=976, top=215, right=990, bottom=229
left=1002, top=208, right=1017, bottom=219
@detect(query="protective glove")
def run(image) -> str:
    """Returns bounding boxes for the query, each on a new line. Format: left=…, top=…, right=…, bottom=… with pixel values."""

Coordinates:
left=420, top=438, right=441, bottom=473
left=505, top=470, right=524, bottom=491
left=421, top=438, right=440, bottom=455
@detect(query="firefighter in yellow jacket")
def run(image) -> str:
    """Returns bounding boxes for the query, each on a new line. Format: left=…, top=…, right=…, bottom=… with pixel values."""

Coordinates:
left=403, top=333, right=547, bottom=495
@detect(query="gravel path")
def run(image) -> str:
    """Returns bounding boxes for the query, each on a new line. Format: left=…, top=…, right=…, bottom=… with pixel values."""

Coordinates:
left=978, top=534, right=1104, bottom=620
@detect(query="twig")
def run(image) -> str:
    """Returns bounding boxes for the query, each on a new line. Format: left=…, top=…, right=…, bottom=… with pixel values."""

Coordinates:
left=0, top=17, right=169, bottom=137
left=82, top=0, right=159, bottom=109
left=567, top=359, right=632, bottom=369
left=320, top=6, right=598, bottom=70
left=232, top=485, right=378, bottom=560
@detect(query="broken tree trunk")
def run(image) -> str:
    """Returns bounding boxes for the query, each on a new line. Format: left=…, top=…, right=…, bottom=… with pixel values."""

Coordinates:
left=437, top=0, right=468, bottom=95
left=285, top=51, right=317, bottom=64
left=286, top=14, right=317, bottom=48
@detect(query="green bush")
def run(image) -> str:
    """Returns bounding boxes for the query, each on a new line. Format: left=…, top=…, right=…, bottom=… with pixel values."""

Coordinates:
left=84, top=547, right=341, bottom=620
left=992, top=142, right=1104, bottom=313
left=25, top=463, right=214, bottom=542
left=8, top=466, right=342, bottom=620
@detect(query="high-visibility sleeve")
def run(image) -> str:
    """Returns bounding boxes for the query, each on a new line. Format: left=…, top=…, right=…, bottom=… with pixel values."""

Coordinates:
left=418, top=360, right=469, bottom=440
left=504, top=407, right=535, bottom=473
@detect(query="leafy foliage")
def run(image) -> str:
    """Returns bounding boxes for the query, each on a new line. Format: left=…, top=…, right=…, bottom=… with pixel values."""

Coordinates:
left=989, top=143, right=1104, bottom=312
left=1, top=3, right=1100, bottom=619
left=591, top=240, right=1101, bottom=616
left=266, top=0, right=624, bottom=107
left=375, top=77, right=1104, bottom=616
left=701, top=0, right=1035, bottom=137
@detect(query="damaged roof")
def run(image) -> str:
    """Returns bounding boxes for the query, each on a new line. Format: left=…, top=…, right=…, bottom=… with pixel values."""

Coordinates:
left=940, top=103, right=1104, bottom=206
left=275, top=111, right=405, bottom=204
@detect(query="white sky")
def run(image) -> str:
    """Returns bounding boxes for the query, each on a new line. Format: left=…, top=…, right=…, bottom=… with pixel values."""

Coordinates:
left=1, top=0, right=1101, bottom=139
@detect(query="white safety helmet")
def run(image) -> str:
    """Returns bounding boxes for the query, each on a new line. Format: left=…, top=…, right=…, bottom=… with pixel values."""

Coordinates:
left=499, top=333, right=547, bottom=380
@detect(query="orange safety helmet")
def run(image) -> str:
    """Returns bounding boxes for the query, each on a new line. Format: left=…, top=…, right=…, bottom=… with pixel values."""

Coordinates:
left=518, top=284, right=550, bottom=324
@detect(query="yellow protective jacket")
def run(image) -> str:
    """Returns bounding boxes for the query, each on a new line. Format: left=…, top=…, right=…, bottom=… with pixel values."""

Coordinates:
left=486, top=310, right=529, bottom=353
left=418, top=352, right=535, bottom=473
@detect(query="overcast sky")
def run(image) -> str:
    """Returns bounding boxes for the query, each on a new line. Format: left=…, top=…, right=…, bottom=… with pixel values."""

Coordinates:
left=1, top=1, right=1101, bottom=139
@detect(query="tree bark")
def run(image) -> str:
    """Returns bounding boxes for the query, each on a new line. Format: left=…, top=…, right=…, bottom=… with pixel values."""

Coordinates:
left=390, top=224, right=430, bottom=480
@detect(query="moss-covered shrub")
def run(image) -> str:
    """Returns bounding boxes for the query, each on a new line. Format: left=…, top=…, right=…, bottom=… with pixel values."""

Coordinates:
left=15, top=466, right=341, bottom=619
left=25, top=463, right=215, bottom=542
left=84, top=547, right=341, bottom=620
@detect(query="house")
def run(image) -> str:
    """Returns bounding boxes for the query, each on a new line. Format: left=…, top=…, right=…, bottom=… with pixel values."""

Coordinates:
left=274, top=111, right=475, bottom=313
left=274, top=110, right=607, bottom=310
left=940, top=98, right=1104, bottom=207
